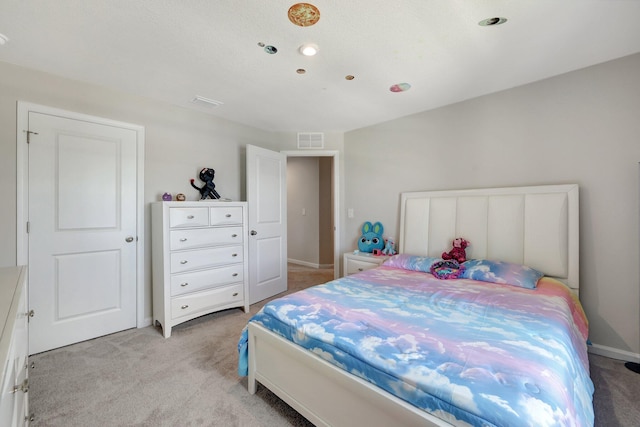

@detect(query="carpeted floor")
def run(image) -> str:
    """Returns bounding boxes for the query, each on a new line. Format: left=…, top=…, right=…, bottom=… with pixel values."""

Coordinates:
left=28, top=265, right=640, bottom=426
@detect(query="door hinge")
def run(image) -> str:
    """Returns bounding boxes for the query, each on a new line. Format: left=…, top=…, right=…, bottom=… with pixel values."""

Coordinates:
left=26, top=221, right=30, bottom=233
left=24, top=130, right=38, bottom=143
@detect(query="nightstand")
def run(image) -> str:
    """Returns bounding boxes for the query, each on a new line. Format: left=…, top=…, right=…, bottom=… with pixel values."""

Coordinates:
left=343, top=252, right=390, bottom=276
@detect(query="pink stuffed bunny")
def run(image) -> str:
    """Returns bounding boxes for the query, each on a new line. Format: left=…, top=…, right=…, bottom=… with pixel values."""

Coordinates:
left=441, top=238, right=469, bottom=263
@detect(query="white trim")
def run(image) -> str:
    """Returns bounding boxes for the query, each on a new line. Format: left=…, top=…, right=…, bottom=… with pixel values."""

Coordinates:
left=287, top=259, right=334, bottom=270
left=589, top=342, right=640, bottom=363
left=281, top=150, right=340, bottom=280
left=16, top=101, right=146, bottom=329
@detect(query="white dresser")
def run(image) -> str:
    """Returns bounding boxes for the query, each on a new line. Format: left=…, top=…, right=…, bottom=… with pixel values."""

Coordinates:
left=152, top=201, right=249, bottom=338
left=0, top=266, right=29, bottom=427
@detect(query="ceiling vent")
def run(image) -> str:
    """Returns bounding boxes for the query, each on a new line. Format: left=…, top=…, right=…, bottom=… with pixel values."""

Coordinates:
left=191, top=96, right=224, bottom=108
left=297, top=132, right=324, bottom=149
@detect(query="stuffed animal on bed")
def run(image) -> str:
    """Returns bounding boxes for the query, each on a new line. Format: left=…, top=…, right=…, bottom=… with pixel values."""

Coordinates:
left=441, top=237, right=469, bottom=263
left=358, top=221, right=385, bottom=253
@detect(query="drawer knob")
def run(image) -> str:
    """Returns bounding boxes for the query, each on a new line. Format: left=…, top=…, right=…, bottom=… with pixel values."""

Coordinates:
left=232, top=253, right=238, bottom=257
left=180, top=238, right=187, bottom=242
left=187, top=215, right=194, bottom=219
left=226, top=214, right=231, bottom=218
left=231, top=234, right=238, bottom=238
left=12, top=378, right=29, bottom=394
left=181, top=305, right=189, bottom=309
left=232, top=273, right=238, bottom=277
left=232, top=292, right=238, bottom=297
left=180, top=260, right=188, bottom=264
left=180, top=282, right=189, bottom=287
left=358, top=268, right=364, bottom=271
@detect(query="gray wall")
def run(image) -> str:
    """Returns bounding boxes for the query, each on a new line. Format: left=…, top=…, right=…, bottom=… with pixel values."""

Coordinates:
left=344, top=53, right=640, bottom=356
left=287, top=157, right=334, bottom=267
left=0, top=61, right=277, bottom=321
left=287, top=157, right=320, bottom=265
left=318, top=157, right=334, bottom=265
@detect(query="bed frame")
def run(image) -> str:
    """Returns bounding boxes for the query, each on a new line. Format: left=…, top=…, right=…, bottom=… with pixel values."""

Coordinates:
left=247, top=184, right=580, bottom=426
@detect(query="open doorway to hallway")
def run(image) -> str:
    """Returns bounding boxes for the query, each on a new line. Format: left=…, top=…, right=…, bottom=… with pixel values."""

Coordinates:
left=286, top=155, right=335, bottom=278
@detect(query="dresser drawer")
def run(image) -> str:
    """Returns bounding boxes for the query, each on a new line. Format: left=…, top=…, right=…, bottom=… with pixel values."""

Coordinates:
left=171, top=283, right=244, bottom=320
left=170, top=227, right=243, bottom=250
left=170, top=265, right=244, bottom=297
left=169, top=207, right=209, bottom=228
left=170, top=245, right=243, bottom=273
left=210, top=207, right=243, bottom=226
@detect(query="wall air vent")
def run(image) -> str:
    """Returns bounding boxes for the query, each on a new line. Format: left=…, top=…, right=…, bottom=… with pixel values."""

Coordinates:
left=191, top=96, right=224, bottom=108
left=297, top=132, right=324, bottom=149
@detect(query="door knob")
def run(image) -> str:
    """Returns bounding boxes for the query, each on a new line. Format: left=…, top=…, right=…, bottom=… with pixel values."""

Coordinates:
left=125, top=236, right=135, bottom=242
left=250, top=230, right=257, bottom=236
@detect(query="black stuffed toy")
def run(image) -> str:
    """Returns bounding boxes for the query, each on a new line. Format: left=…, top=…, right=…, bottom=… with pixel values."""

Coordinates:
left=190, top=168, right=221, bottom=200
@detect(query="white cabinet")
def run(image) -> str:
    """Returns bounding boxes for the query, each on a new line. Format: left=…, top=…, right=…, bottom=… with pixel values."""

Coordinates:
left=343, top=252, right=390, bottom=276
left=0, top=266, right=29, bottom=427
left=152, top=202, right=249, bottom=338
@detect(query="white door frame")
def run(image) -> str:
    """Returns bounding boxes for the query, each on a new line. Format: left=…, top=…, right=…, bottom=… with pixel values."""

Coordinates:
left=16, top=101, right=147, bottom=328
left=282, top=150, right=340, bottom=280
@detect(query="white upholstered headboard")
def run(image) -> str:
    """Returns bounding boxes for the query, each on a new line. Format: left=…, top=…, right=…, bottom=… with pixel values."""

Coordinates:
left=399, top=184, right=579, bottom=293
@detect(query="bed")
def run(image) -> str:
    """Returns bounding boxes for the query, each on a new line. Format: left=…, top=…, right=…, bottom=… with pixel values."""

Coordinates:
left=238, top=184, right=593, bottom=426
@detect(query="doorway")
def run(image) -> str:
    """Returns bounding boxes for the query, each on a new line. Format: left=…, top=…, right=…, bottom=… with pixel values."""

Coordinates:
left=283, top=151, right=339, bottom=280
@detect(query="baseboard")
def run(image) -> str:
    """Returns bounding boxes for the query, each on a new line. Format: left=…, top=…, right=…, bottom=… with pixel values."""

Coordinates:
left=139, top=316, right=153, bottom=328
left=288, top=259, right=334, bottom=269
left=589, top=342, right=640, bottom=363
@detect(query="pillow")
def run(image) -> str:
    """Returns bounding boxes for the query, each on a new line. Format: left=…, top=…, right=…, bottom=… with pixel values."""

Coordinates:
left=460, top=259, right=544, bottom=289
left=383, top=254, right=440, bottom=273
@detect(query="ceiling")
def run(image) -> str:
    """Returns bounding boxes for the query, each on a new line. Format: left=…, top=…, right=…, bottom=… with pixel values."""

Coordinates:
left=1, top=1, right=639, bottom=133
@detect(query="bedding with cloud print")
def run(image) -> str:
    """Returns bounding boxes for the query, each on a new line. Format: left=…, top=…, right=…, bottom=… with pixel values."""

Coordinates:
left=238, top=264, right=593, bottom=427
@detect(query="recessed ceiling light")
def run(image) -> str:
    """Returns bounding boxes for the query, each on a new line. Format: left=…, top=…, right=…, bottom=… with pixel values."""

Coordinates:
left=479, top=17, right=507, bottom=26
left=296, top=69, right=306, bottom=74
left=299, top=44, right=318, bottom=56
left=264, top=45, right=278, bottom=54
left=0, top=33, right=8, bottom=45
left=288, top=3, right=320, bottom=27
left=345, top=75, right=355, bottom=81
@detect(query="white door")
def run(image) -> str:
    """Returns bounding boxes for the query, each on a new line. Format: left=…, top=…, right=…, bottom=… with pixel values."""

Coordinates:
left=27, top=112, right=138, bottom=354
left=247, top=145, right=287, bottom=304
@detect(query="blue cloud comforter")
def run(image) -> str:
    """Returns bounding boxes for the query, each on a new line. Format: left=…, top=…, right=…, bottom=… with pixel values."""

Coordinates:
left=238, top=262, right=593, bottom=426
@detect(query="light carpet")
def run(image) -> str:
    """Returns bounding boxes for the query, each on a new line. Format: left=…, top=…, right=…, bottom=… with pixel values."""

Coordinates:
left=29, top=266, right=640, bottom=426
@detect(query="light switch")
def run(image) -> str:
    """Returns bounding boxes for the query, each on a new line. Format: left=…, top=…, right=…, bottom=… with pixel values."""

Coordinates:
left=302, top=208, right=306, bottom=216
left=348, top=208, right=354, bottom=218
